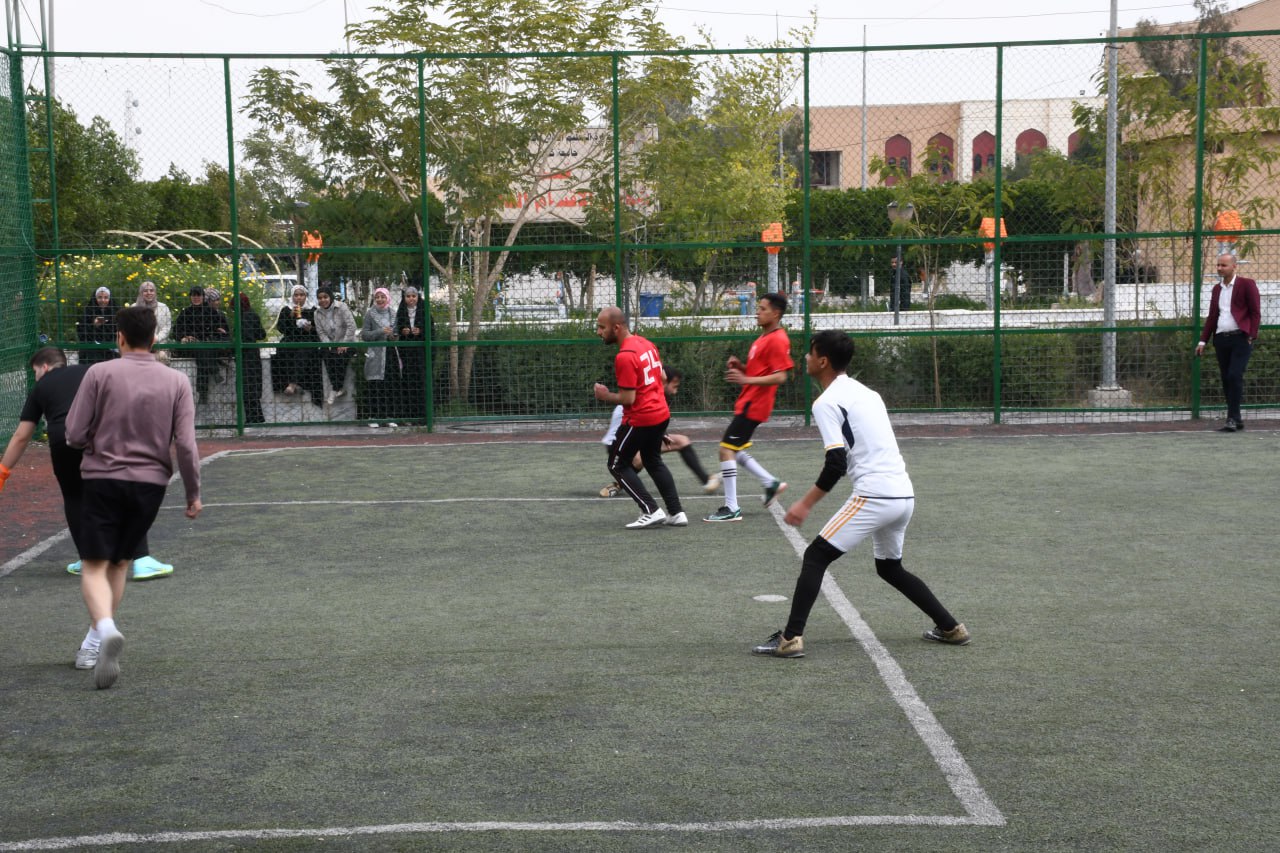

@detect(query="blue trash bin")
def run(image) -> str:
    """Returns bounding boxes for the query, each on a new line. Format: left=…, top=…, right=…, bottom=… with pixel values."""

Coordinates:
left=737, top=293, right=751, bottom=315
left=638, top=292, right=665, bottom=317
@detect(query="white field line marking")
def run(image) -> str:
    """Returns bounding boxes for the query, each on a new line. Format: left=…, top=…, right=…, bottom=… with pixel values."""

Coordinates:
left=0, top=528, right=71, bottom=578
left=767, top=501, right=1005, bottom=826
left=2, top=449, right=1002, bottom=851
left=0, top=814, right=989, bottom=851
left=0, top=451, right=235, bottom=580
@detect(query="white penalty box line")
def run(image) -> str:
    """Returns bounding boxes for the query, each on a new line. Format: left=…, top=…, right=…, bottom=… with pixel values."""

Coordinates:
left=766, top=501, right=1005, bottom=827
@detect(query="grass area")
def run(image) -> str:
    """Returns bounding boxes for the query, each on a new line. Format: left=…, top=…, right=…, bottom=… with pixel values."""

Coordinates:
left=1, top=432, right=1277, bottom=851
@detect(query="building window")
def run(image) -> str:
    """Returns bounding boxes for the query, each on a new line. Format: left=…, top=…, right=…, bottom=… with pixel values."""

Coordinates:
left=1067, top=130, right=1082, bottom=158
left=1016, top=128, right=1048, bottom=157
left=927, top=133, right=954, bottom=181
left=885, top=135, right=911, bottom=185
left=810, top=150, right=841, bottom=187
left=972, top=131, right=995, bottom=175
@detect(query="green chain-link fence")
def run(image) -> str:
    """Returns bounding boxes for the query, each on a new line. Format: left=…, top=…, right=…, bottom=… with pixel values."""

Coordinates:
left=4, top=30, right=1280, bottom=436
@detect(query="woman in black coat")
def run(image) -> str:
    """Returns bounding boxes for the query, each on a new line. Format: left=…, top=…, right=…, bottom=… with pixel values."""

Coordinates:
left=77, top=286, right=119, bottom=364
left=394, top=287, right=433, bottom=420
left=237, top=294, right=267, bottom=423
left=275, top=285, right=323, bottom=406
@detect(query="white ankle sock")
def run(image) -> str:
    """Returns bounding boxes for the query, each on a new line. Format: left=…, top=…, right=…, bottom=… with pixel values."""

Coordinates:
left=96, top=617, right=118, bottom=636
left=82, top=626, right=100, bottom=650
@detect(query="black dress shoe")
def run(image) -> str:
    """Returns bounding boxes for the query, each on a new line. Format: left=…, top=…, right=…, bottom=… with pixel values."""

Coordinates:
left=1218, top=419, right=1238, bottom=432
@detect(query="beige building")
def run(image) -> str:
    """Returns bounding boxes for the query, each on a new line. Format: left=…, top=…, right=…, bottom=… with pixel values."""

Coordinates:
left=806, top=97, right=1099, bottom=189
left=1115, top=0, right=1280, bottom=282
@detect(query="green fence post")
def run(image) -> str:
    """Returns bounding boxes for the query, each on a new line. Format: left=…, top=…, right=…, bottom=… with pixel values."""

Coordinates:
left=992, top=45, right=1004, bottom=425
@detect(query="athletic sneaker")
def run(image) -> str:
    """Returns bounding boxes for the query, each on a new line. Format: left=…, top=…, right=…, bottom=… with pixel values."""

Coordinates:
left=94, top=627, right=124, bottom=690
left=131, top=556, right=174, bottom=581
left=625, top=508, right=667, bottom=529
left=74, top=646, right=98, bottom=670
left=664, top=512, right=689, bottom=527
left=752, top=630, right=805, bottom=658
left=703, top=506, right=743, bottom=522
left=66, top=560, right=82, bottom=576
left=923, top=623, right=971, bottom=645
left=599, top=482, right=621, bottom=498
left=762, top=479, right=788, bottom=506
left=703, top=474, right=721, bottom=494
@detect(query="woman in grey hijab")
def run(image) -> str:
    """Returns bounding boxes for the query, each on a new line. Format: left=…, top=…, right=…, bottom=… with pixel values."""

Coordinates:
left=361, top=287, right=397, bottom=425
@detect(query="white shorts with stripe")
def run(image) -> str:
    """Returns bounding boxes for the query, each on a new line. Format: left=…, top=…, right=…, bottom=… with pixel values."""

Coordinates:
left=818, top=495, right=915, bottom=560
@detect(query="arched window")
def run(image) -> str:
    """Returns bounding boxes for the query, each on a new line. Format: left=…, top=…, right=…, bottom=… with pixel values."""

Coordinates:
left=1067, top=130, right=1082, bottom=158
left=1016, top=128, right=1048, bottom=157
left=885, top=135, right=911, bottom=185
left=972, top=131, right=995, bottom=175
left=927, top=133, right=954, bottom=180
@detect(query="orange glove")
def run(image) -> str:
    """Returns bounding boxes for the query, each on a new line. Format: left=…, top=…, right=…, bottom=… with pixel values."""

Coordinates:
left=0, top=463, right=10, bottom=493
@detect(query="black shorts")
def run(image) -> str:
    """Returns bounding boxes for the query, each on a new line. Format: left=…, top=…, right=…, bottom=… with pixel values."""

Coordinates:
left=79, top=479, right=167, bottom=563
left=719, top=413, right=762, bottom=451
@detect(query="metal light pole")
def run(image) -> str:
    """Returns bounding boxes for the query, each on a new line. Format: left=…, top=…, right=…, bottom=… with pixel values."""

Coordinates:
left=1102, top=0, right=1119, bottom=387
left=887, top=201, right=915, bottom=326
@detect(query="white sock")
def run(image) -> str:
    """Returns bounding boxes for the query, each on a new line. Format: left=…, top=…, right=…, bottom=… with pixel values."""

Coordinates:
left=95, top=617, right=118, bottom=637
left=721, top=460, right=739, bottom=511
left=736, top=450, right=774, bottom=485
left=82, top=626, right=100, bottom=650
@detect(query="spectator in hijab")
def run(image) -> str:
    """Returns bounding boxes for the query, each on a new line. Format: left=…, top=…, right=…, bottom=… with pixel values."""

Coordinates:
left=275, top=284, right=323, bottom=405
left=133, top=280, right=172, bottom=362
left=314, top=285, right=358, bottom=406
left=172, top=286, right=231, bottom=404
left=77, top=287, right=119, bottom=365
left=395, top=286, right=432, bottom=420
left=236, top=293, right=267, bottom=424
left=361, top=287, right=398, bottom=426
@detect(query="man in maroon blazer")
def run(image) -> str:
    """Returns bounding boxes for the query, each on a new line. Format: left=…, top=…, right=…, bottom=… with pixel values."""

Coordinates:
left=1196, top=252, right=1261, bottom=432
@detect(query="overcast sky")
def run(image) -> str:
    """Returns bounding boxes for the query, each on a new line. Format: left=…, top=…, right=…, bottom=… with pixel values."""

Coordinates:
left=33, top=0, right=1224, bottom=55
left=10, top=0, right=1238, bottom=179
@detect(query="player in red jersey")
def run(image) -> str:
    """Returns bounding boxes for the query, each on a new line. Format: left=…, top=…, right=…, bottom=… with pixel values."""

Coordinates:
left=704, top=291, right=794, bottom=522
left=593, top=306, right=686, bottom=529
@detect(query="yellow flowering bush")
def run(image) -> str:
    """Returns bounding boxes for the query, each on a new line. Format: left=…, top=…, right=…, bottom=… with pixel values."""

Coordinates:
left=38, top=253, right=268, bottom=341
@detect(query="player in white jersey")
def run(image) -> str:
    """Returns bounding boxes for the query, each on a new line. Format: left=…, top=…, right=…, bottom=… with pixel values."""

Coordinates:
left=752, top=330, right=969, bottom=658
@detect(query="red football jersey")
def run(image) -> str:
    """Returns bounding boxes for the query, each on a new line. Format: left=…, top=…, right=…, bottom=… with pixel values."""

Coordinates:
left=615, top=335, right=669, bottom=427
left=733, top=327, right=793, bottom=422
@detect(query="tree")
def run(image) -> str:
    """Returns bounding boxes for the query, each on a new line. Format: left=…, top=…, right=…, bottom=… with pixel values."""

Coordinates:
left=142, top=163, right=232, bottom=234
left=245, top=0, right=679, bottom=403
left=583, top=23, right=812, bottom=313
left=875, top=146, right=990, bottom=407
left=1077, top=2, right=1280, bottom=288
left=28, top=94, right=153, bottom=246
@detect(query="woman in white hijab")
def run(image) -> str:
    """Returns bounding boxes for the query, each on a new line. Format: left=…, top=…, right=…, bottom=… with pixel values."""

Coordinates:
left=134, top=280, right=172, bottom=362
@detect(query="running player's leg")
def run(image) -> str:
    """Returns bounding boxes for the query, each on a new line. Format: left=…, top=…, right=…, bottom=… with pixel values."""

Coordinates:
left=609, top=425, right=658, bottom=514
left=736, top=447, right=777, bottom=488
left=660, top=432, right=712, bottom=486
left=716, top=414, right=759, bottom=512
left=637, top=421, right=682, bottom=516
left=600, top=405, right=623, bottom=496
left=871, top=499, right=962, bottom=631
left=50, top=442, right=85, bottom=553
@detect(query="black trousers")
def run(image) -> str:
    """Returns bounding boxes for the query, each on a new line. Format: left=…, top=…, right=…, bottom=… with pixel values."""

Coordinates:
left=1212, top=332, right=1252, bottom=423
left=50, top=441, right=84, bottom=552
left=609, top=419, right=683, bottom=516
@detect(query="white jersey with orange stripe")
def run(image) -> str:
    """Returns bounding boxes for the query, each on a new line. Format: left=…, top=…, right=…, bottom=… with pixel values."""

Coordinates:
left=812, top=374, right=914, bottom=499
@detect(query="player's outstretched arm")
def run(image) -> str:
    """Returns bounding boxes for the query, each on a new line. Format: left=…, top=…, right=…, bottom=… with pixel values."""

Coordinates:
left=0, top=421, right=38, bottom=491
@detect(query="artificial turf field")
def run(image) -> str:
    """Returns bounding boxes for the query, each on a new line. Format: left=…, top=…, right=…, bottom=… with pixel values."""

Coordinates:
left=2, top=429, right=1278, bottom=851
